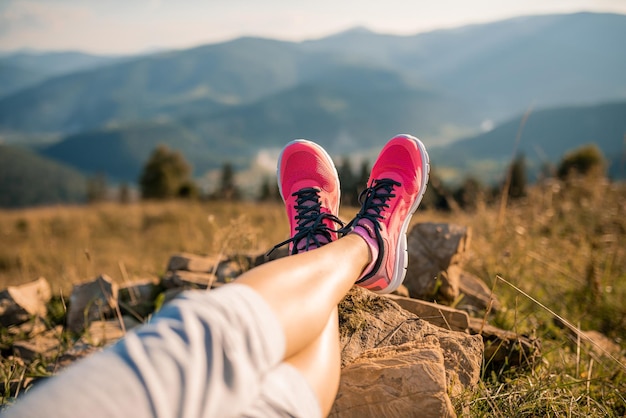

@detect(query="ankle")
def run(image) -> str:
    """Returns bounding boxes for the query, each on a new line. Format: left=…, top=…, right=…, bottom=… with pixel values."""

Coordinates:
left=348, top=229, right=378, bottom=281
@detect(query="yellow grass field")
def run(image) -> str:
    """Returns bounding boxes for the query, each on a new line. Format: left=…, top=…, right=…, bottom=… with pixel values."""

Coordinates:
left=1, top=178, right=625, bottom=415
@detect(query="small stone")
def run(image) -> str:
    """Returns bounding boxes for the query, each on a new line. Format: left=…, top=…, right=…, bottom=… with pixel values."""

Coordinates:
left=12, top=326, right=63, bottom=362
left=0, top=277, right=51, bottom=327
left=162, top=270, right=216, bottom=290
left=457, top=271, right=501, bottom=314
left=81, top=320, right=125, bottom=347
left=66, top=275, right=119, bottom=334
left=167, top=253, right=222, bottom=273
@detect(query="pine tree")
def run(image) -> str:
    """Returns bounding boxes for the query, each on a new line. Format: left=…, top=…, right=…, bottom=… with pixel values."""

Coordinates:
left=139, top=145, right=194, bottom=199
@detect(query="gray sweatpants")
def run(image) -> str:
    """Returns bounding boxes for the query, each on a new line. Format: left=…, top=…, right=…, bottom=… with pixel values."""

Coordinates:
left=5, top=284, right=321, bottom=418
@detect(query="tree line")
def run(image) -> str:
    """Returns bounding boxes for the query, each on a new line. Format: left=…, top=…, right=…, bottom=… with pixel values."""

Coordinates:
left=88, top=143, right=608, bottom=210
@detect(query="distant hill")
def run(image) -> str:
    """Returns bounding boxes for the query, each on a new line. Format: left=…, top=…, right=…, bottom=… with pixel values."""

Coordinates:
left=0, top=51, right=122, bottom=98
left=305, top=12, right=626, bottom=122
left=1, top=12, right=625, bottom=137
left=39, top=66, right=475, bottom=181
left=1, top=12, right=625, bottom=205
left=39, top=122, right=213, bottom=182
left=0, top=145, right=86, bottom=208
left=429, top=101, right=626, bottom=183
left=0, top=38, right=355, bottom=134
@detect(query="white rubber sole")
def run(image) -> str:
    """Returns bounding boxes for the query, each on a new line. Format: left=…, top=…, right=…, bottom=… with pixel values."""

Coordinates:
left=381, top=134, right=431, bottom=294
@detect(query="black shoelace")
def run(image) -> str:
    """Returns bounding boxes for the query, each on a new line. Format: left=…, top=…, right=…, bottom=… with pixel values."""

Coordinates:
left=269, top=187, right=344, bottom=255
left=341, top=178, right=401, bottom=234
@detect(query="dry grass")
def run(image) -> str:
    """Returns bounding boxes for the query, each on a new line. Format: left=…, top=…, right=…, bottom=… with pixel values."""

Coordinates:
left=1, top=177, right=625, bottom=415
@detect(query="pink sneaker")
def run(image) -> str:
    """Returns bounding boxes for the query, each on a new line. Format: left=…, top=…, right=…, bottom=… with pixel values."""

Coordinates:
left=272, top=139, right=343, bottom=254
left=347, top=134, right=430, bottom=294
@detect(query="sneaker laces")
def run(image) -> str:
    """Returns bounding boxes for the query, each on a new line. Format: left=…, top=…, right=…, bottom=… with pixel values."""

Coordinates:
left=269, top=187, right=344, bottom=255
left=342, top=178, right=401, bottom=234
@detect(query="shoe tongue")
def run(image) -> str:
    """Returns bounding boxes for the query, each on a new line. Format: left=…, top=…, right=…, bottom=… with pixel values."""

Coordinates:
left=355, top=218, right=377, bottom=239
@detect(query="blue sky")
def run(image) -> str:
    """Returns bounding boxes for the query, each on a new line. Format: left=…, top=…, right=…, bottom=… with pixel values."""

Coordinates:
left=1, top=0, right=625, bottom=54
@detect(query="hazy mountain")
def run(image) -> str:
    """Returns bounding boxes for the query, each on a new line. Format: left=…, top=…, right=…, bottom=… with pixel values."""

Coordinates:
left=0, top=144, right=86, bottom=207
left=0, top=62, right=45, bottom=98
left=305, top=12, right=626, bottom=122
left=0, top=50, right=122, bottom=98
left=1, top=12, right=624, bottom=137
left=40, top=66, right=474, bottom=181
left=0, top=38, right=358, bottom=134
left=39, top=122, right=209, bottom=182
left=1, top=12, right=625, bottom=207
left=429, top=101, right=626, bottom=183
left=0, top=50, right=122, bottom=77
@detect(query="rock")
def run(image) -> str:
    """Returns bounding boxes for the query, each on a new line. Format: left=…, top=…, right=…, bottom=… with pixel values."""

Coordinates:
left=81, top=320, right=125, bottom=347
left=457, top=271, right=501, bottom=314
left=0, top=277, right=51, bottom=327
left=162, top=270, right=216, bottom=290
left=468, top=317, right=541, bottom=371
left=167, top=253, right=222, bottom=273
left=119, top=279, right=160, bottom=319
left=7, top=317, right=48, bottom=338
left=336, top=287, right=483, bottom=414
left=66, top=275, right=119, bottom=334
left=12, top=326, right=63, bottom=362
left=405, top=223, right=471, bottom=303
left=330, top=337, right=455, bottom=418
left=385, top=294, right=469, bottom=332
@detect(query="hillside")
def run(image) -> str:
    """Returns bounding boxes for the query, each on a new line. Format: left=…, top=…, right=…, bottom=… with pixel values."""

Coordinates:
left=0, top=12, right=624, bottom=137
left=0, top=145, right=86, bottom=207
left=429, top=101, right=626, bottom=183
left=0, top=38, right=355, bottom=134
left=0, top=51, right=122, bottom=98
left=1, top=12, right=625, bottom=206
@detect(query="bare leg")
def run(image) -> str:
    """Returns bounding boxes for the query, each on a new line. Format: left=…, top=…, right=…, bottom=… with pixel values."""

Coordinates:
left=235, top=233, right=369, bottom=359
left=284, top=308, right=341, bottom=416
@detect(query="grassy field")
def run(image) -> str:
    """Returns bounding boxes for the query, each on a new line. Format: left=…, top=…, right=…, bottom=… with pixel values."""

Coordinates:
left=1, top=177, right=625, bottom=415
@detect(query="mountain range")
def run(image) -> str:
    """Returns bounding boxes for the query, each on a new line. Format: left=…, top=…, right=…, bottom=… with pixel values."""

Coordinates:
left=0, top=12, right=625, bottom=206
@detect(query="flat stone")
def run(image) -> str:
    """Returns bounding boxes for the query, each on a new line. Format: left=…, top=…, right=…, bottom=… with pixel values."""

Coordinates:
left=330, top=337, right=455, bottom=418
left=81, top=320, right=125, bottom=347
left=167, top=253, right=222, bottom=273
left=338, top=287, right=483, bottom=403
left=0, top=277, right=51, bottom=327
left=457, top=271, right=501, bottom=314
left=12, top=326, right=63, bottom=362
left=162, top=270, right=216, bottom=290
left=385, top=294, right=469, bottom=332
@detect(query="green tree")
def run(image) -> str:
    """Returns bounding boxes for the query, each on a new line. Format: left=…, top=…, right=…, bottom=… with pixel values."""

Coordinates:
left=118, top=182, right=131, bottom=204
left=218, top=162, right=240, bottom=200
left=338, top=157, right=358, bottom=207
left=557, top=144, right=606, bottom=179
left=453, top=176, right=484, bottom=211
left=86, top=173, right=108, bottom=203
left=139, top=145, right=194, bottom=199
left=259, top=176, right=280, bottom=202
left=508, top=153, right=527, bottom=199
